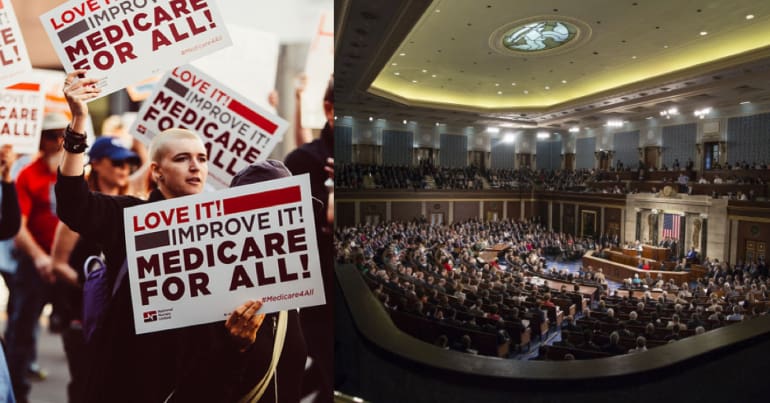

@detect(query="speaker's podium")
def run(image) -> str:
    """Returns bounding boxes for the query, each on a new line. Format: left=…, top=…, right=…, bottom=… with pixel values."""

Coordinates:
left=642, top=245, right=671, bottom=261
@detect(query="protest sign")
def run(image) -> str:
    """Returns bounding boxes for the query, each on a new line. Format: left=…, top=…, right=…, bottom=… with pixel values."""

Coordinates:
left=300, top=11, right=333, bottom=129
left=0, top=81, right=45, bottom=154
left=123, top=174, right=324, bottom=334
left=191, top=24, right=279, bottom=113
left=130, top=64, right=288, bottom=189
left=40, top=0, right=232, bottom=99
left=0, top=0, right=31, bottom=87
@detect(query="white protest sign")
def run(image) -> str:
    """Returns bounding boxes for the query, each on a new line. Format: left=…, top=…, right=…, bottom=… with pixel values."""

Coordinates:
left=39, top=0, right=232, bottom=99
left=191, top=24, right=280, bottom=113
left=129, top=64, right=288, bottom=189
left=0, top=0, right=31, bottom=87
left=124, top=174, right=325, bottom=334
left=300, top=10, right=333, bottom=129
left=0, top=82, right=45, bottom=154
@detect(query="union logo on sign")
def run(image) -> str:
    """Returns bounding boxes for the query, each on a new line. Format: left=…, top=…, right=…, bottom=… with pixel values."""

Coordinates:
left=143, top=311, right=157, bottom=322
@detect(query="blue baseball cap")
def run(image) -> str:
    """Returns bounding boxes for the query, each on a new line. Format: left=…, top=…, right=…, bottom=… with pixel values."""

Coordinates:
left=88, top=136, right=140, bottom=164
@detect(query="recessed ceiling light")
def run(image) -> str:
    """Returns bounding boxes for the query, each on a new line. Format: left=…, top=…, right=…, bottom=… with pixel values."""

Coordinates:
left=746, top=14, right=754, bottom=20
left=497, top=91, right=503, bottom=95
left=646, top=116, right=653, bottom=119
left=632, top=55, right=637, bottom=59
left=368, top=116, right=373, bottom=121
left=411, top=80, right=418, bottom=83
left=487, top=127, right=500, bottom=133
left=740, top=101, right=751, bottom=104
left=403, top=120, right=407, bottom=124
left=391, top=62, right=397, bottom=66
left=394, top=72, right=400, bottom=75
left=495, top=83, right=500, bottom=87
left=569, top=127, right=580, bottom=133
left=334, top=116, right=338, bottom=120
left=435, top=9, right=440, bottom=13
left=537, top=131, right=549, bottom=139
left=399, top=52, right=406, bottom=56
left=663, top=45, right=669, bottom=49
left=421, top=69, right=427, bottom=73
left=544, top=86, right=550, bottom=90
left=523, top=90, right=529, bottom=94
left=435, top=122, right=440, bottom=126
left=511, top=82, right=517, bottom=86
left=431, top=74, right=437, bottom=78
left=561, top=80, right=567, bottom=84
left=700, top=31, right=708, bottom=36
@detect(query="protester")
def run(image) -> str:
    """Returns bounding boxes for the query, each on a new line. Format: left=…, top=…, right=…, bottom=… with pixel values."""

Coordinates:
left=167, top=161, right=308, bottom=402
left=55, top=69, right=271, bottom=403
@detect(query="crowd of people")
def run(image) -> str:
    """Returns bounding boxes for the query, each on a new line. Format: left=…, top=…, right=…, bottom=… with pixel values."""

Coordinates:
left=0, top=74, right=336, bottom=403
left=335, top=218, right=770, bottom=361
left=336, top=161, right=770, bottom=201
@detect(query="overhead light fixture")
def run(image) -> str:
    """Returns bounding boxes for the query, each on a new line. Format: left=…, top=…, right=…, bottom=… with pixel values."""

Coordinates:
left=561, top=80, right=567, bottom=84
left=403, top=120, right=407, bottom=124
left=431, top=74, right=437, bottom=78
left=544, top=86, right=550, bottom=90
left=659, top=107, right=679, bottom=119
left=435, top=122, right=441, bottom=126
left=487, top=127, right=500, bottom=134
left=700, top=31, right=708, bottom=36
left=511, top=82, right=517, bottom=86
left=334, top=116, right=337, bottom=120
left=694, top=107, right=712, bottom=119
left=569, top=126, right=580, bottom=133
left=523, top=90, right=529, bottom=94
left=497, top=91, right=503, bottom=95
left=606, top=119, right=624, bottom=127
left=746, top=14, right=755, bottom=20
left=391, top=62, right=397, bottom=66
left=645, top=116, right=653, bottom=120
left=411, top=80, right=418, bottom=83
left=394, top=72, right=400, bottom=76
left=399, top=52, right=406, bottom=56
left=631, top=55, right=637, bottom=59
left=740, top=101, right=751, bottom=105
left=663, top=45, right=669, bottom=49
left=502, top=134, right=515, bottom=144
left=368, top=116, right=373, bottom=121
left=537, top=131, right=549, bottom=139
left=495, top=83, right=500, bottom=87
left=421, top=69, right=427, bottom=73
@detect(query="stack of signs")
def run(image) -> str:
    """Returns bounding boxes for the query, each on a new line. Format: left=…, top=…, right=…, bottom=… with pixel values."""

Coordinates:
left=40, top=0, right=232, bottom=99
left=123, top=174, right=325, bottom=334
left=129, top=64, right=288, bottom=189
left=0, top=0, right=31, bottom=86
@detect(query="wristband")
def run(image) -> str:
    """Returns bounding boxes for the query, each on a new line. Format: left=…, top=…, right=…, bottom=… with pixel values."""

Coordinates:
left=63, top=125, right=88, bottom=154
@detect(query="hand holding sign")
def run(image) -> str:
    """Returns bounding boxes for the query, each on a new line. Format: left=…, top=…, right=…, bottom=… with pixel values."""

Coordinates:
left=225, top=299, right=266, bottom=352
left=63, top=69, right=101, bottom=120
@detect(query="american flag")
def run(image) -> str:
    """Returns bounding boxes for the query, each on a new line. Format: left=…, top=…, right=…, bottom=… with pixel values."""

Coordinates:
left=662, top=213, right=681, bottom=239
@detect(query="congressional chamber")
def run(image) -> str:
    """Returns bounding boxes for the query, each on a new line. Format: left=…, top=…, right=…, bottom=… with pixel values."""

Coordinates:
left=333, top=0, right=770, bottom=402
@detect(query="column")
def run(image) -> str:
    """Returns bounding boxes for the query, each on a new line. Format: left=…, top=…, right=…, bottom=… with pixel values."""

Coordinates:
left=421, top=201, right=427, bottom=219
left=600, top=206, right=605, bottom=237
left=385, top=201, right=392, bottom=222
left=559, top=203, right=564, bottom=233
left=520, top=200, right=525, bottom=220
left=574, top=204, right=579, bottom=235
left=448, top=202, right=454, bottom=224
left=479, top=201, right=485, bottom=221
left=548, top=201, right=553, bottom=231
left=354, top=201, right=361, bottom=225
left=503, top=201, right=508, bottom=221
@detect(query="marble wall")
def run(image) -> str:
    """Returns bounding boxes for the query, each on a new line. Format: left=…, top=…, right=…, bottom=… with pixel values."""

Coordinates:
left=625, top=193, right=728, bottom=262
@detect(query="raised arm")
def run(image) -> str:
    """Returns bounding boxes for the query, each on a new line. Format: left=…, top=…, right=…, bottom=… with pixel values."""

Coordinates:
left=60, top=69, right=102, bottom=177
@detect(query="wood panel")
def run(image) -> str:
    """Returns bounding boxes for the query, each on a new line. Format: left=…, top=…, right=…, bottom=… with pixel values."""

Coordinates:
left=392, top=201, right=423, bottom=222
